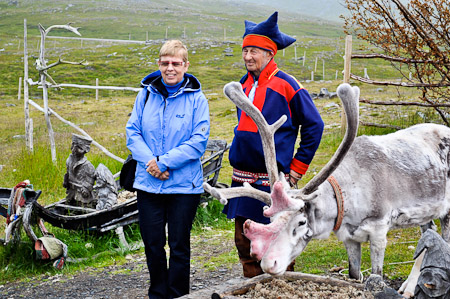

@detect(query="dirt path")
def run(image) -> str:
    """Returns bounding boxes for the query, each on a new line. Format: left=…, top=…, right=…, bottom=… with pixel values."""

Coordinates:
left=1, top=234, right=244, bottom=299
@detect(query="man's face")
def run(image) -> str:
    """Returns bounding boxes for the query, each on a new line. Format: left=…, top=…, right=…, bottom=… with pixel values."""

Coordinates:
left=242, top=47, right=273, bottom=76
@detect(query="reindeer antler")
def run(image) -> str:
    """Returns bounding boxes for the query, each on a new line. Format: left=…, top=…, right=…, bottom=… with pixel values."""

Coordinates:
left=202, top=82, right=287, bottom=206
left=203, top=182, right=271, bottom=205
left=223, top=82, right=287, bottom=189
left=301, top=83, right=360, bottom=195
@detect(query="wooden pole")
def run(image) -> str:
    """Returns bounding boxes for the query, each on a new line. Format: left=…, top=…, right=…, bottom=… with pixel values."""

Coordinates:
left=24, top=19, right=32, bottom=152
left=342, top=35, right=352, bottom=135
left=303, top=51, right=306, bottom=66
left=29, top=118, right=33, bottom=152
left=165, top=27, right=168, bottom=39
left=364, top=68, right=369, bottom=79
left=322, top=60, right=325, bottom=80
left=38, top=24, right=57, bottom=164
left=18, top=77, right=22, bottom=100
left=96, top=78, right=99, bottom=100
left=314, top=57, right=318, bottom=72
left=294, top=46, right=297, bottom=61
left=146, top=31, right=148, bottom=41
left=311, top=71, right=314, bottom=81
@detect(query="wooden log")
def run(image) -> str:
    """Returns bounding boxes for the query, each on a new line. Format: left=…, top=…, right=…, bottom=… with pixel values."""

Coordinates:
left=45, top=83, right=140, bottom=92
left=360, top=121, right=402, bottom=130
left=212, top=272, right=365, bottom=298
left=359, top=97, right=450, bottom=107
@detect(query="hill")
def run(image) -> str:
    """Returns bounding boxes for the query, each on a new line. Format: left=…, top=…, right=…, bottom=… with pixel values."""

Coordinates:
left=240, top=0, right=349, bottom=22
left=0, top=0, right=344, bottom=40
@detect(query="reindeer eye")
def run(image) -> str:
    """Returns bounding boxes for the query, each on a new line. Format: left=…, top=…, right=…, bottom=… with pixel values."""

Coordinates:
left=298, top=220, right=306, bottom=226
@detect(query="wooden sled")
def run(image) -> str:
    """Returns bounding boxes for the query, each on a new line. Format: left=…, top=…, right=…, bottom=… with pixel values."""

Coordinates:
left=13, top=139, right=229, bottom=233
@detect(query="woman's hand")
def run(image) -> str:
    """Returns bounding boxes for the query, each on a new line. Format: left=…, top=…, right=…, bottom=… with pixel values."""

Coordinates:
left=146, top=159, right=169, bottom=181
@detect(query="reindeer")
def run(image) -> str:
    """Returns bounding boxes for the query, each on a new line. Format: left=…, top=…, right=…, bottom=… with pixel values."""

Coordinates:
left=204, top=82, right=450, bottom=296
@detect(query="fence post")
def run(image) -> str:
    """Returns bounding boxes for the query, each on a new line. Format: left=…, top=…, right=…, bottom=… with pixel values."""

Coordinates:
left=364, top=68, right=369, bottom=79
left=294, top=46, right=297, bottom=61
left=314, top=57, right=318, bottom=72
left=342, top=35, right=352, bottom=135
left=29, top=118, right=34, bottom=152
left=18, top=77, right=22, bottom=100
left=303, top=51, right=306, bottom=66
left=311, top=71, right=314, bottom=81
left=96, top=78, right=99, bottom=100
left=24, top=19, right=32, bottom=152
left=322, top=60, right=325, bottom=80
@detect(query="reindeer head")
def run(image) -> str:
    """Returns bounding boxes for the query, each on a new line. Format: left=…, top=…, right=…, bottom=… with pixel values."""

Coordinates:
left=204, top=82, right=360, bottom=276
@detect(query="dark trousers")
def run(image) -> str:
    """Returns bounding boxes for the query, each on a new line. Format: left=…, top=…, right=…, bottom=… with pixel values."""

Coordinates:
left=235, top=216, right=295, bottom=278
left=137, top=191, right=200, bottom=299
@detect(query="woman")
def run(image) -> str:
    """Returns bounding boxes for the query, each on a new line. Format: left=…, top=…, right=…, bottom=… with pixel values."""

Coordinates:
left=126, top=40, right=210, bottom=299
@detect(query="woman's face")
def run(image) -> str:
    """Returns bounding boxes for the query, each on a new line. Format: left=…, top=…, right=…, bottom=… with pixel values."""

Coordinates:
left=158, top=54, right=189, bottom=86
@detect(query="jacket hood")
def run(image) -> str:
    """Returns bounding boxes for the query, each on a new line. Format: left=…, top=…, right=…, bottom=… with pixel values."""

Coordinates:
left=140, top=70, right=201, bottom=95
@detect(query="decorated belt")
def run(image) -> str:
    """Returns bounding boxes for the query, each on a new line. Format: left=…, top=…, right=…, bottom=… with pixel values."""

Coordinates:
left=232, top=168, right=289, bottom=186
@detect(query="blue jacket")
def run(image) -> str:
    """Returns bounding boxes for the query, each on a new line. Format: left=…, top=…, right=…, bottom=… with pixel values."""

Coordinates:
left=126, top=70, right=210, bottom=194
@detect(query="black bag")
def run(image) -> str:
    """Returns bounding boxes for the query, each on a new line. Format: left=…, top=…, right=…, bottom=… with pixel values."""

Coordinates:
left=121, top=88, right=150, bottom=192
left=120, top=154, right=137, bottom=192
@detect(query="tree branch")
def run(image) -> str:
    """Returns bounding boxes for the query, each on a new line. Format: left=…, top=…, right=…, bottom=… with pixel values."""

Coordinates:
left=350, top=73, right=450, bottom=87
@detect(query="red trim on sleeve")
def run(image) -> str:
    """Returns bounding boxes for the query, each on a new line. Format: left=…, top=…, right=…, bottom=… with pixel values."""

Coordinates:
left=290, top=158, right=309, bottom=175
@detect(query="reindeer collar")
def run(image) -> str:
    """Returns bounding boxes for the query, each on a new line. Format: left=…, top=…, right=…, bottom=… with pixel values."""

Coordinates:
left=327, top=175, right=344, bottom=231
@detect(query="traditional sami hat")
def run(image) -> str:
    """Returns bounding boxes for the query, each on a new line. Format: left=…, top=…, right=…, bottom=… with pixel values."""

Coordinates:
left=242, top=11, right=296, bottom=56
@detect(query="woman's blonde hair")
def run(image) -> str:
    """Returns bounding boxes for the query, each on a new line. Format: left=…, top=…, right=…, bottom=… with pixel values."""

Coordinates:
left=159, top=40, right=188, bottom=62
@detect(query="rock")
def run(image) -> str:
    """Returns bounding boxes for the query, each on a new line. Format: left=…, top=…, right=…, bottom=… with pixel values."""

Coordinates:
left=319, top=88, right=330, bottom=98
left=365, top=274, right=387, bottom=293
left=324, top=102, right=340, bottom=110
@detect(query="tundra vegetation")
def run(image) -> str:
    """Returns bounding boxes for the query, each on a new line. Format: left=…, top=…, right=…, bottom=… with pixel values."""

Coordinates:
left=0, top=0, right=447, bottom=290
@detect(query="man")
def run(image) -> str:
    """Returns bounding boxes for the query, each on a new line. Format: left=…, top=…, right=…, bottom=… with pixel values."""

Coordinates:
left=223, top=12, right=324, bottom=278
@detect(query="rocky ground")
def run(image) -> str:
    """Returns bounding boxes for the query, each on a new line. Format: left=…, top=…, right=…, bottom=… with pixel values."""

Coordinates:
left=1, top=233, right=406, bottom=299
left=0, top=233, right=244, bottom=299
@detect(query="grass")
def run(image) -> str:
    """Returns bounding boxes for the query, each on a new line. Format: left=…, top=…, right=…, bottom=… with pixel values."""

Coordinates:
left=1, top=0, right=449, bottom=288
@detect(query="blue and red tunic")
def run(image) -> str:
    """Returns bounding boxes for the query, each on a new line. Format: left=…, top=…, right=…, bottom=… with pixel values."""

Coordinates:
left=223, top=59, right=324, bottom=223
